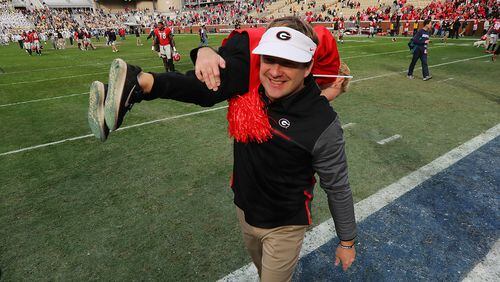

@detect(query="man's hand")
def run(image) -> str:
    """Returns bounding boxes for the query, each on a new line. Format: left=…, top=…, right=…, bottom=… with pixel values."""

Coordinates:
left=195, top=47, right=226, bottom=91
left=334, top=241, right=356, bottom=271
left=319, top=77, right=345, bottom=101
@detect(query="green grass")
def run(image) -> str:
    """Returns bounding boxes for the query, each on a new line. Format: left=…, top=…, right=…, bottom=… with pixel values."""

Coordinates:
left=0, top=34, right=499, bottom=281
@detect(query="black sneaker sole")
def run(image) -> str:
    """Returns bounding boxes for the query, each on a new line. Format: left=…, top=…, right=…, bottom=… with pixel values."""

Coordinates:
left=88, top=81, right=109, bottom=142
left=105, top=58, right=128, bottom=131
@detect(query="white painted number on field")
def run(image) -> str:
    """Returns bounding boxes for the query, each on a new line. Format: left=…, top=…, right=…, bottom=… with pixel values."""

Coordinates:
left=377, top=134, right=402, bottom=145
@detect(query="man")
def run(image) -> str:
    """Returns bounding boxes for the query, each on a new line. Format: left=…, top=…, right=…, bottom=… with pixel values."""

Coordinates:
left=472, top=18, right=478, bottom=36
left=403, top=21, right=410, bottom=36
left=154, top=21, right=176, bottom=72
left=408, top=18, right=432, bottom=81
left=338, top=18, right=345, bottom=44
left=369, top=17, right=376, bottom=38
left=88, top=18, right=356, bottom=280
left=108, top=28, right=119, bottom=53
left=22, top=31, right=32, bottom=56
left=135, top=27, right=143, bottom=46
left=199, top=24, right=209, bottom=47
left=31, top=30, right=41, bottom=55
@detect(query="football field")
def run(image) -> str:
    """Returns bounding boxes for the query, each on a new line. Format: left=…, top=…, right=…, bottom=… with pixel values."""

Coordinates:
left=0, top=34, right=499, bottom=280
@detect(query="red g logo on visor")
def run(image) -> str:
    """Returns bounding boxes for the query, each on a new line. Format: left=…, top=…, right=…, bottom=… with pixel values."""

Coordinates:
left=276, top=31, right=291, bottom=40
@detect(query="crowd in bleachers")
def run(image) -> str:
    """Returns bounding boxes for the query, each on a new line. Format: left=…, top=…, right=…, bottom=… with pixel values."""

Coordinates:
left=1, top=0, right=498, bottom=45
left=179, top=0, right=271, bottom=26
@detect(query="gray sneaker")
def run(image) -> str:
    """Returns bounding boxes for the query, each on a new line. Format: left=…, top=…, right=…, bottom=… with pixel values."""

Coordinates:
left=88, top=81, right=109, bottom=142
left=407, top=75, right=415, bottom=79
left=423, top=75, right=433, bottom=81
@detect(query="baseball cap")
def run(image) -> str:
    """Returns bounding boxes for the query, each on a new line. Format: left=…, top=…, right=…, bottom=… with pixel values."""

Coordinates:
left=252, top=27, right=317, bottom=63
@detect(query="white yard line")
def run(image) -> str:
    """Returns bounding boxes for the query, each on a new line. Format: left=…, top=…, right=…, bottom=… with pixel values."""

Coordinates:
left=0, top=54, right=491, bottom=155
left=437, top=77, right=455, bottom=83
left=376, top=134, right=402, bottom=145
left=342, top=123, right=356, bottom=129
left=0, top=57, right=153, bottom=75
left=343, top=46, right=445, bottom=60
left=0, top=92, right=88, bottom=108
left=218, top=123, right=500, bottom=281
left=0, top=106, right=228, bottom=157
left=351, top=55, right=489, bottom=83
left=0, top=62, right=191, bottom=86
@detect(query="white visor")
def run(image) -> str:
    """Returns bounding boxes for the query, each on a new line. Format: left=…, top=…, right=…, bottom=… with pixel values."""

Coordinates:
left=252, top=27, right=317, bottom=63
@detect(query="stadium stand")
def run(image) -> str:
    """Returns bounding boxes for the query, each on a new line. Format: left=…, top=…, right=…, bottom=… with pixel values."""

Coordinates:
left=0, top=0, right=497, bottom=43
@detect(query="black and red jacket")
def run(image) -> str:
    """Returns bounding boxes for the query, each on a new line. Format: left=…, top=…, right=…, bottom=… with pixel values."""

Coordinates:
left=231, top=76, right=356, bottom=241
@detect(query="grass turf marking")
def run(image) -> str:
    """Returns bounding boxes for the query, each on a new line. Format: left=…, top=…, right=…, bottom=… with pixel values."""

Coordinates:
left=376, top=134, right=402, bottom=145
left=463, top=239, right=500, bottom=282
left=0, top=62, right=192, bottom=86
left=0, top=92, right=88, bottom=108
left=342, top=123, right=356, bottom=129
left=0, top=106, right=228, bottom=156
left=351, top=54, right=490, bottom=83
left=0, top=54, right=491, bottom=156
left=0, top=57, right=153, bottom=75
left=342, top=48, right=441, bottom=59
left=437, top=77, right=455, bottom=83
left=218, top=123, right=500, bottom=281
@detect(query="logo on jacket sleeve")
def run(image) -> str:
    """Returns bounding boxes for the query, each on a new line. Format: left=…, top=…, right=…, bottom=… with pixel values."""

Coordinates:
left=279, top=118, right=291, bottom=128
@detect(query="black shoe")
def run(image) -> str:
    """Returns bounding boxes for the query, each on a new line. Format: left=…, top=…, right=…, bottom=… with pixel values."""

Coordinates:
left=105, top=58, right=143, bottom=131
left=88, top=81, right=109, bottom=142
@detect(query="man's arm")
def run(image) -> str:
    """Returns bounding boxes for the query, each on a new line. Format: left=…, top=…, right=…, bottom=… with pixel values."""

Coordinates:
left=190, top=32, right=251, bottom=93
left=312, top=116, right=356, bottom=271
left=143, top=33, right=250, bottom=106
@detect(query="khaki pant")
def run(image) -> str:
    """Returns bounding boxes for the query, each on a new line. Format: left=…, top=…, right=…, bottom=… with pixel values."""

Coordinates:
left=236, top=207, right=308, bottom=282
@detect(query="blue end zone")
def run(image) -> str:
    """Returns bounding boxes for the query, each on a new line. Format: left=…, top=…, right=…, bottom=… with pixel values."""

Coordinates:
left=293, top=137, right=500, bottom=281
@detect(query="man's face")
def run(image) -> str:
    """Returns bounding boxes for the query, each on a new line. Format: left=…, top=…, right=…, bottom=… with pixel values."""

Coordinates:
left=259, top=55, right=313, bottom=101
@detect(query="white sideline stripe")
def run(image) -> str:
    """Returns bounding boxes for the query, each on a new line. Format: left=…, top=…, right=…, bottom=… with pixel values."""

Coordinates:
left=0, top=62, right=192, bottom=86
left=342, top=122, right=356, bottom=129
left=0, top=57, right=153, bottom=75
left=437, top=78, right=454, bottom=83
left=0, top=54, right=490, bottom=155
left=376, top=134, right=402, bottom=145
left=218, top=123, right=500, bottom=282
left=0, top=106, right=228, bottom=157
left=0, top=134, right=94, bottom=156
left=462, top=239, right=500, bottom=282
left=343, top=46, right=444, bottom=59
left=351, top=55, right=490, bottom=83
left=0, top=92, right=88, bottom=108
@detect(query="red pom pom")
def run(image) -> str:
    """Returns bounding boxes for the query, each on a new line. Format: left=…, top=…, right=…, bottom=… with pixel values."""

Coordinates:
left=227, top=89, right=272, bottom=143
